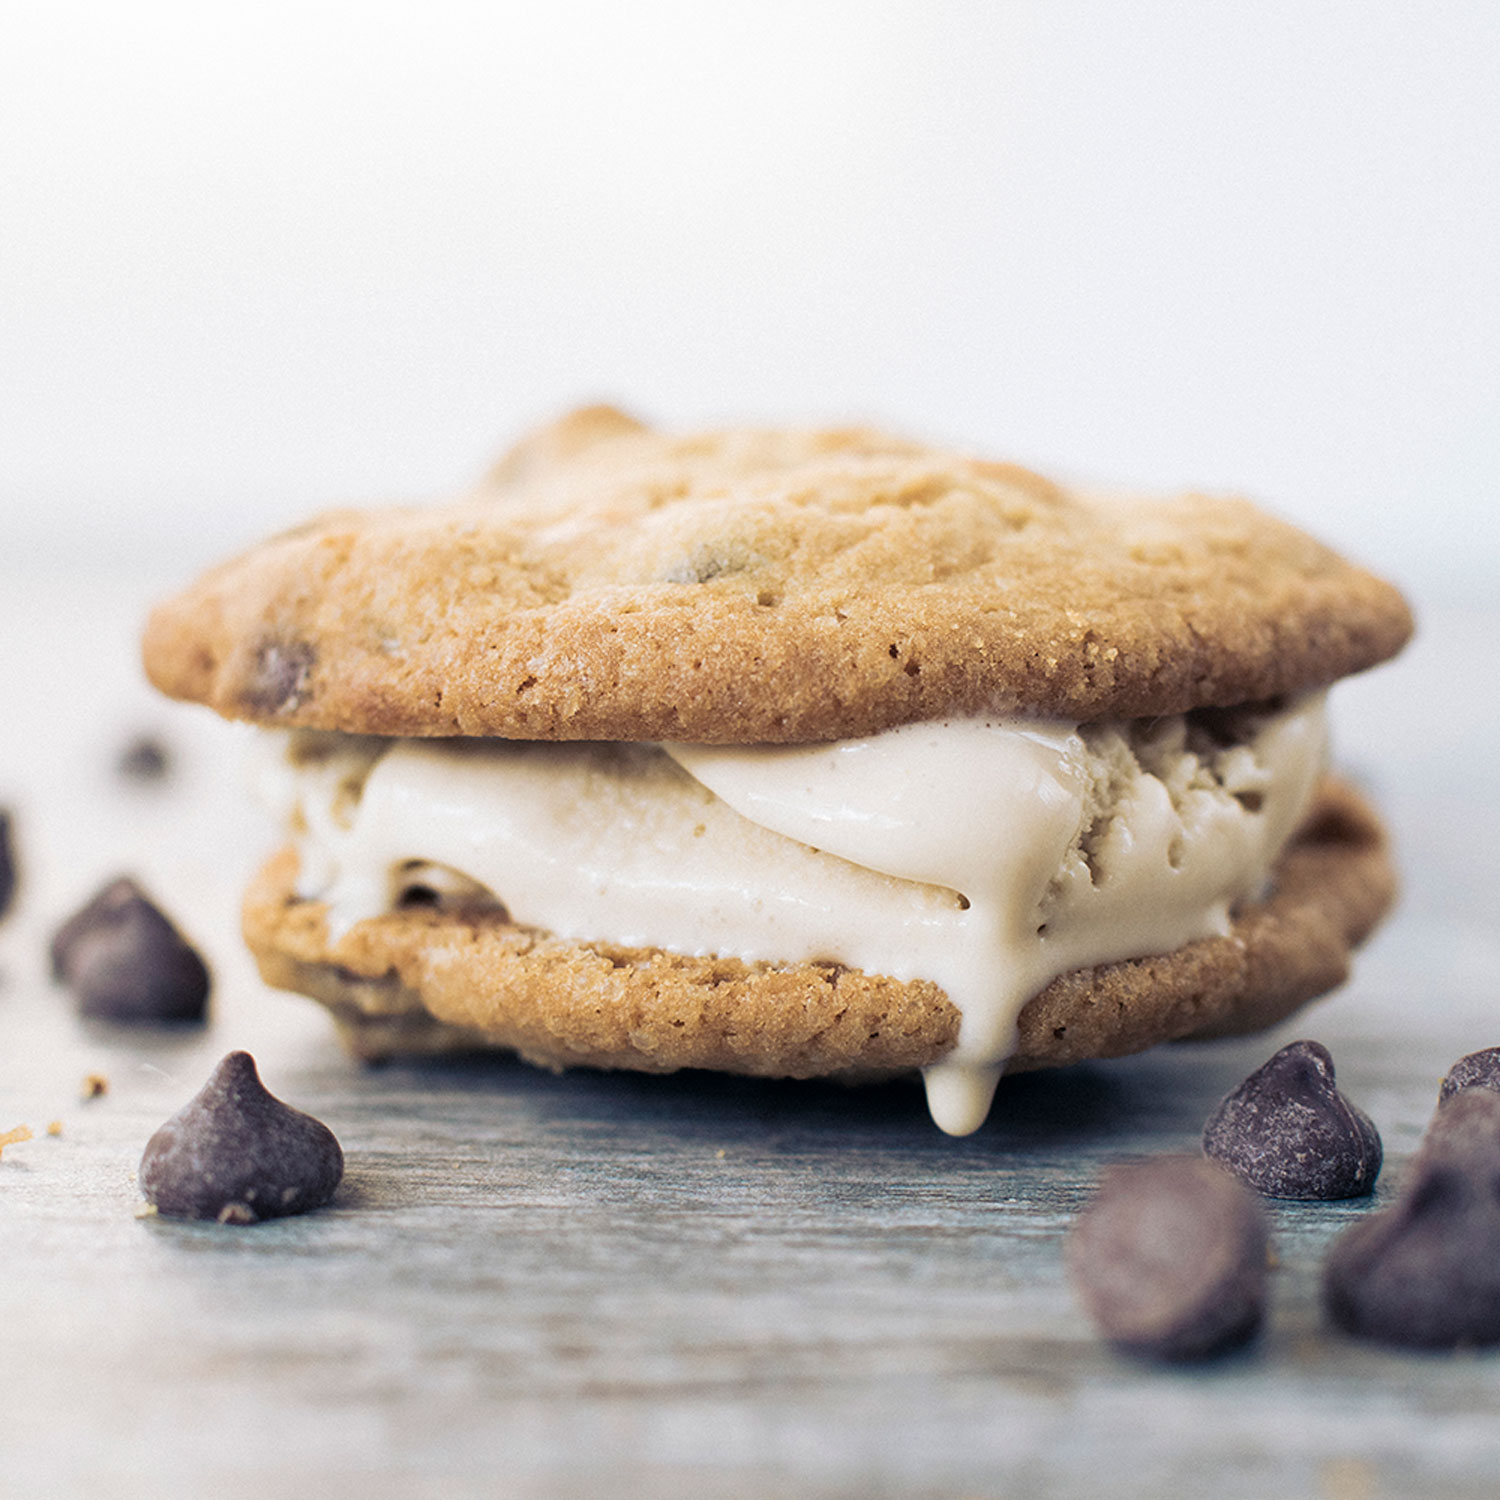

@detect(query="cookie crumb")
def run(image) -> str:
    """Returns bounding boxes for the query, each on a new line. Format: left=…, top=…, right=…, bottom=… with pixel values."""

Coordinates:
left=45, top=1120, right=63, bottom=1137
left=81, top=1072, right=109, bottom=1100
left=1320, top=1457, right=1375, bottom=1500
left=0, top=1124, right=35, bottom=1158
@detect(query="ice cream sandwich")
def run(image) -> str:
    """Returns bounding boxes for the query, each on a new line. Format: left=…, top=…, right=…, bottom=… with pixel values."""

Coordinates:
left=142, top=408, right=1411, bottom=1133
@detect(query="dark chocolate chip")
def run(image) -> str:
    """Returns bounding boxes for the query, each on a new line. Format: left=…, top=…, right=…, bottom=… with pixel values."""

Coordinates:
left=1201, top=1040, right=1381, bottom=1199
left=1323, top=1090, right=1500, bottom=1348
left=1066, top=1155, right=1269, bottom=1361
left=50, top=877, right=210, bottom=1023
left=662, top=540, right=764, bottom=585
left=1438, top=1048, right=1500, bottom=1105
left=1421, top=1087, right=1500, bottom=1164
left=243, top=637, right=316, bottom=715
left=116, top=735, right=172, bottom=782
left=139, top=1051, right=343, bottom=1223
left=0, top=809, right=15, bottom=920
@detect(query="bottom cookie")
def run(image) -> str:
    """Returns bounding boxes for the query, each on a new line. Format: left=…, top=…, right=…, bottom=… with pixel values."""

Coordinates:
left=243, top=776, right=1395, bottom=1095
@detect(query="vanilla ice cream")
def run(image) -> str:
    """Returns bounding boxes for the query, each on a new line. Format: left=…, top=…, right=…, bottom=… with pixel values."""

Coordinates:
left=257, top=694, right=1328, bottom=1134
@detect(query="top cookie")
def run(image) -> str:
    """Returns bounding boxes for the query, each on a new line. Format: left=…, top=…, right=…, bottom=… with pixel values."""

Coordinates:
left=143, top=408, right=1412, bottom=743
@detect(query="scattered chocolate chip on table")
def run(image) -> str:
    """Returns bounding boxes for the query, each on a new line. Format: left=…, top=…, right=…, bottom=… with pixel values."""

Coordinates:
left=1324, top=1088, right=1500, bottom=1349
left=1438, top=1047, right=1500, bottom=1104
left=0, top=808, right=16, bottom=920
left=1202, top=1040, right=1382, bottom=1200
left=1066, top=1155, right=1270, bottom=1362
left=115, top=734, right=173, bottom=783
left=138, top=1051, right=344, bottom=1224
left=50, top=876, right=210, bottom=1023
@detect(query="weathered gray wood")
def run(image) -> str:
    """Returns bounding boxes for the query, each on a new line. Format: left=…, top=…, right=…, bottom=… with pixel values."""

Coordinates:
left=1, top=575, right=1495, bottom=1499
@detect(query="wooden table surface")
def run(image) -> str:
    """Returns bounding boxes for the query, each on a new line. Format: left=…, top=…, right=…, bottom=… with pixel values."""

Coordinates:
left=1, top=571, right=1494, bottom=1500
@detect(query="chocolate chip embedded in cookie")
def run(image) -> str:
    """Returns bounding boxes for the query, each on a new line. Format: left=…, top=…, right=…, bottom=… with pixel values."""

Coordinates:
left=145, top=410, right=1411, bottom=1133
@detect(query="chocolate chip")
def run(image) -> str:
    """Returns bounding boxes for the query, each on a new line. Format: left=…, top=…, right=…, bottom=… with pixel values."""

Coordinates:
left=243, top=637, right=316, bottom=715
left=116, top=735, right=172, bottom=782
left=1066, top=1155, right=1269, bottom=1361
left=0, top=809, right=15, bottom=920
left=138, top=1051, right=343, bottom=1223
left=50, top=877, right=210, bottom=1023
left=662, top=540, right=764, bottom=585
left=1201, top=1040, right=1381, bottom=1199
left=1323, top=1090, right=1500, bottom=1348
left=1438, top=1048, right=1500, bottom=1104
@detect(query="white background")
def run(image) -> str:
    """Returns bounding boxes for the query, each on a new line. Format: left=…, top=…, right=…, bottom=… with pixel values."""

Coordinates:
left=3, top=1, right=1496, bottom=606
